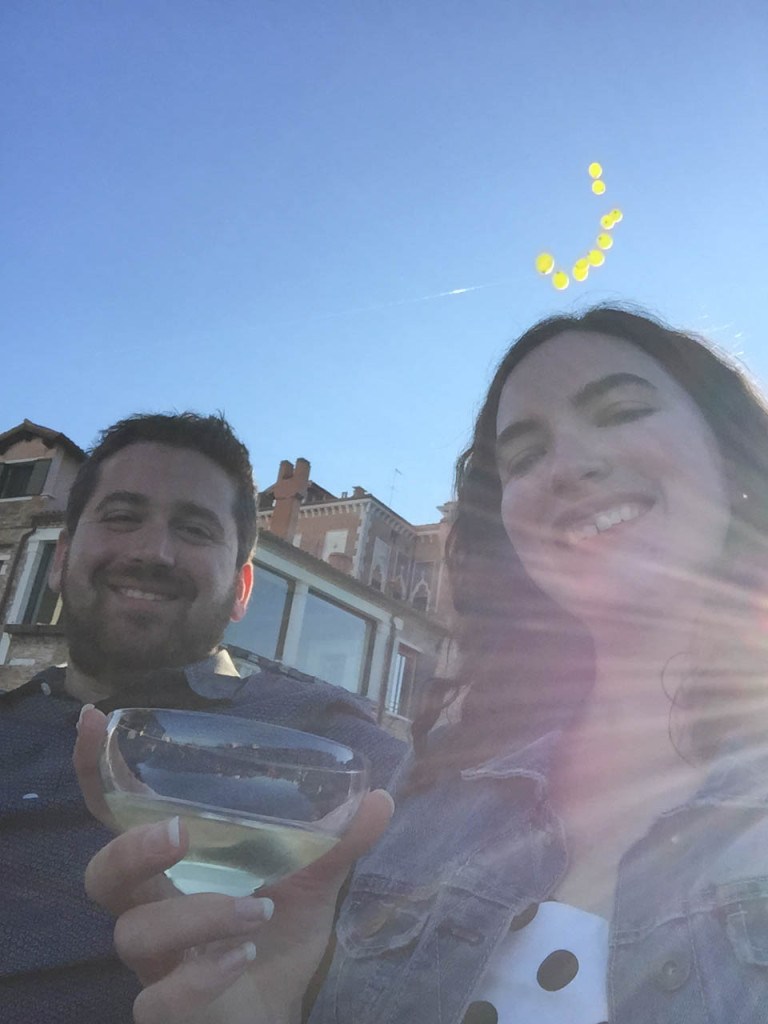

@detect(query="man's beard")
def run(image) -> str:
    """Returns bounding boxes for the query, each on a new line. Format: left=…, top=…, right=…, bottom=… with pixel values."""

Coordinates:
left=61, top=562, right=237, bottom=682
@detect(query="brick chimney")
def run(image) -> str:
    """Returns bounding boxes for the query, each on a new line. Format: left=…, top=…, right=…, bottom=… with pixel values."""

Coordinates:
left=269, top=458, right=310, bottom=542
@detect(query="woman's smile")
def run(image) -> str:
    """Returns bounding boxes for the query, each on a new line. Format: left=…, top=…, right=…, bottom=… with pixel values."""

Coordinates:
left=554, top=496, right=655, bottom=547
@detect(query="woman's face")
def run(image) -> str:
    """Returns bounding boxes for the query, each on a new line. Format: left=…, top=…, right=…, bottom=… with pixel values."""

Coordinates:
left=495, top=331, right=732, bottom=620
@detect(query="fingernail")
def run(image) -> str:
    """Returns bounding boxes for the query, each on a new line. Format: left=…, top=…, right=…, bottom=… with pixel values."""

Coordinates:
left=76, top=703, right=95, bottom=732
left=143, top=816, right=181, bottom=854
left=372, top=789, right=396, bottom=814
left=218, top=941, right=257, bottom=979
left=234, top=896, right=274, bottom=923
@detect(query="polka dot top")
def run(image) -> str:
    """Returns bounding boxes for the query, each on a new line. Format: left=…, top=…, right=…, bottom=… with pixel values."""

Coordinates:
left=462, top=901, right=609, bottom=1024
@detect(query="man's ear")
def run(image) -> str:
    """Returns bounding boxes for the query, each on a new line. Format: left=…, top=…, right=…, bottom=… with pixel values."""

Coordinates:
left=230, top=561, right=253, bottom=622
left=48, top=530, right=70, bottom=594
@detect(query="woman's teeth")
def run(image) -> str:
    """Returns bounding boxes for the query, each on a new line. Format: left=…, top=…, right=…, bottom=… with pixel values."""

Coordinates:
left=565, top=503, right=646, bottom=546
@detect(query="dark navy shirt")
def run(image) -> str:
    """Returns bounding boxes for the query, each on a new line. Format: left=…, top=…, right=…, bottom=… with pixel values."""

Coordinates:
left=0, top=650, right=406, bottom=1023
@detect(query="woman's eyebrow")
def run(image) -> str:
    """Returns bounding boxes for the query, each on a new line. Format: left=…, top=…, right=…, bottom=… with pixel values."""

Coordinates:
left=572, top=372, right=657, bottom=408
left=495, top=418, right=540, bottom=454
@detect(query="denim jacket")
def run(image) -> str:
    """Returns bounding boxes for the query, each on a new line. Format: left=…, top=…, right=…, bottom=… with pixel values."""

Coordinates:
left=310, top=730, right=768, bottom=1024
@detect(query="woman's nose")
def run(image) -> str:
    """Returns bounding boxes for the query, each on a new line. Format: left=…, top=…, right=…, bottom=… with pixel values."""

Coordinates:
left=548, top=435, right=611, bottom=496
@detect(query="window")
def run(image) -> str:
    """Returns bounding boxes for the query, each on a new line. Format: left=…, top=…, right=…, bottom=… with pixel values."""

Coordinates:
left=369, top=537, right=390, bottom=588
left=387, top=644, right=419, bottom=717
left=410, top=561, right=435, bottom=612
left=224, top=564, right=292, bottom=661
left=388, top=575, right=404, bottom=602
left=295, top=592, right=372, bottom=693
left=22, top=541, right=62, bottom=624
left=0, top=459, right=51, bottom=499
left=321, top=529, right=348, bottom=561
left=411, top=581, right=430, bottom=612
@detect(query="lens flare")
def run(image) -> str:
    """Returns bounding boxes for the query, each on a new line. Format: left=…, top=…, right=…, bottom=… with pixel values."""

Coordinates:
left=552, top=271, right=570, bottom=290
left=535, top=252, right=555, bottom=275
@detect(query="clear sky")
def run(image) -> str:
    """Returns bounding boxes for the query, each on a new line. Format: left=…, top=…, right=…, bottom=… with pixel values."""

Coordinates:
left=3, top=1, right=767, bottom=524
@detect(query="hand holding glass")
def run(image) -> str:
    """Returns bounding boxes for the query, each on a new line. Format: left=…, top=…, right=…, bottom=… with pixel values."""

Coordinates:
left=99, top=709, right=369, bottom=897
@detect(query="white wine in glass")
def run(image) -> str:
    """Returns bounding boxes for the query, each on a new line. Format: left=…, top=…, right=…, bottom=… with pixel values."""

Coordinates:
left=100, top=709, right=369, bottom=897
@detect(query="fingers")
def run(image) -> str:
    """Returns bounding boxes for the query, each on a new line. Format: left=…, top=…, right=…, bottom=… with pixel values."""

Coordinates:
left=280, top=788, right=394, bottom=890
left=132, top=941, right=259, bottom=1024
left=73, top=705, right=114, bottom=825
left=85, top=817, right=187, bottom=916
left=115, top=892, right=274, bottom=980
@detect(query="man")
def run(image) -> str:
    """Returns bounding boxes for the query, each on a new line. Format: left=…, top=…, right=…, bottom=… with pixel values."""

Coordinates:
left=0, top=412, right=405, bottom=1023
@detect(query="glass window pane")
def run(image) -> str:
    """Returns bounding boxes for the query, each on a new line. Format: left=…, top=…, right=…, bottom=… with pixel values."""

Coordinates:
left=0, top=463, right=34, bottom=499
left=295, top=592, right=370, bottom=693
left=22, top=542, right=57, bottom=624
left=27, top=459, right=52, bottom=495
left=224, top=565, right=291, bottom=661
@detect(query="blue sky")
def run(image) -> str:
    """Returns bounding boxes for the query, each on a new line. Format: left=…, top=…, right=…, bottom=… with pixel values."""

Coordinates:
left=3, top=1, right=767, bottom=523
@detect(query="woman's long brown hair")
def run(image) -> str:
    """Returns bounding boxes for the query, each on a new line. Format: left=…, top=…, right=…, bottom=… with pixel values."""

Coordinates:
left=405, top=304, right=768, bottom=795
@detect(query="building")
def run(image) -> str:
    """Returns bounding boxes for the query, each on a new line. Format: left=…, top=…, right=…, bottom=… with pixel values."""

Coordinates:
left=0, top=420, right=85, bottom=691
left=227, top=459, right=456, bottom=735
left=0, top=428, right=455, bottom=735
left=258, top=458, right=454, bottom=623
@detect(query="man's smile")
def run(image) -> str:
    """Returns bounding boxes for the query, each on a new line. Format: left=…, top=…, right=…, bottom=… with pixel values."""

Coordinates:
left=109, top=585, right=179, bottom=602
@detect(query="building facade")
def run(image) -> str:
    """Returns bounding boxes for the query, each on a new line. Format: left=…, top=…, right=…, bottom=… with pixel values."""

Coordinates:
left=258, top=458, right=455, bottom=625
left=0, top=421, right=85, bottom=691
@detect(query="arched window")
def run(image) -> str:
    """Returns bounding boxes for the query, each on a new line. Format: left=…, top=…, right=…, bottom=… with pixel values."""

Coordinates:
left=370, top=565, right=383, bottom=591
left=411, top=581, right=429, bottom=612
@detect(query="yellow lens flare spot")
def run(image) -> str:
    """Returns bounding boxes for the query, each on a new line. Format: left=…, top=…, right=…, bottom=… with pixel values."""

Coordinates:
left=535, top=252, right=555, bottom=275
left=535, top=164, right=618, bottom=287
left=552, top=271, right=570, bottom=290
left=572, top=263, right=589, bottom=282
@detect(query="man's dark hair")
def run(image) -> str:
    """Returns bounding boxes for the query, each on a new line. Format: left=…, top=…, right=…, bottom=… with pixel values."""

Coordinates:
left=66, top=412, right=258, bottom=567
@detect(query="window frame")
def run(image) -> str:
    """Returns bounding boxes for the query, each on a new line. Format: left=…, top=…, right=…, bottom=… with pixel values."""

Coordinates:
left=0, top=458, right=52, bottom=500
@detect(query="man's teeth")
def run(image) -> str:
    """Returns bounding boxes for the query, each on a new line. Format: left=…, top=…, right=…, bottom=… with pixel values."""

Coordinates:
left=117, top=587, right=171, bottom=601
left=565, top=504, right=645, bottom=545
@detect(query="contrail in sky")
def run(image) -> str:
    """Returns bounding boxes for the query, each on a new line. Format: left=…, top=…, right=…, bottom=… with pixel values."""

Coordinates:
left=281, top=280, right=505, bottom=326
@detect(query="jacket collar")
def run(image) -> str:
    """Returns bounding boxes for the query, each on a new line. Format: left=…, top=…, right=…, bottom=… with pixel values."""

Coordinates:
left=457, top=729, right=562, bottom=803
left=686, top=736, right=768, bottom=808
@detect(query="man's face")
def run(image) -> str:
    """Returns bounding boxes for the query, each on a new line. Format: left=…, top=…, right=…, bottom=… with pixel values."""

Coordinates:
left=50, top=442, right=252, bottom=678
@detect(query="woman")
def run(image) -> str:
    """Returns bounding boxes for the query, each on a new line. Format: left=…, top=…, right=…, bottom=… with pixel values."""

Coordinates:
left=78, top=306, right=768, bottom=1023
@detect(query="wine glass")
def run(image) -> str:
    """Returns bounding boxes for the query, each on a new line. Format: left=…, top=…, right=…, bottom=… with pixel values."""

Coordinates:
left=99, top=708, right=370, bottom=897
